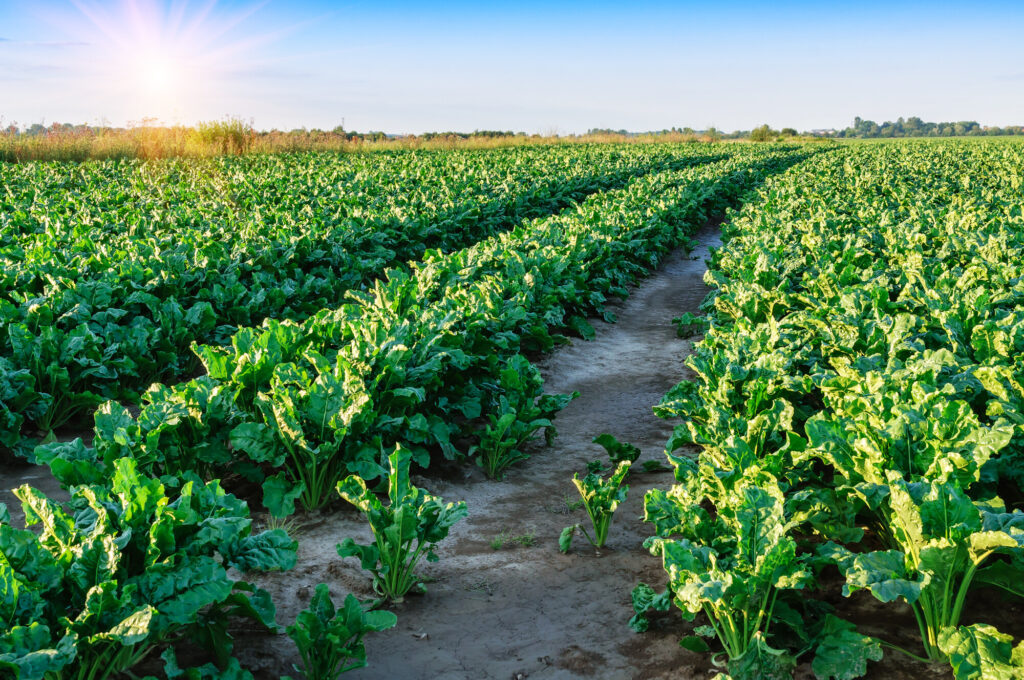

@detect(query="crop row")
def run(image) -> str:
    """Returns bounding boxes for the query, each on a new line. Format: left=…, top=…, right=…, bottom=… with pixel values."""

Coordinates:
left=638, top=140, right=1024, bottom=679
left=0, top=145, right=728, bottom=450
left=37, top=147, right=812, bottom=515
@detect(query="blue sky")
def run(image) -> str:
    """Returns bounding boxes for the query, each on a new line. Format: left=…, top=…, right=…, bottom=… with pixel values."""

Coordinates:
left=1, top=0, right=1022, bottom=133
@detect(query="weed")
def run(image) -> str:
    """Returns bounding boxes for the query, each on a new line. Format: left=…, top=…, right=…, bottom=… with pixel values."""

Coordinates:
left=490, top=529, right=537, bottom=550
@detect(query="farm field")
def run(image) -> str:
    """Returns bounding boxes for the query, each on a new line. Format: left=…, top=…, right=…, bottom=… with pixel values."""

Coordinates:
left=2, top=138, right=1024, bottom=680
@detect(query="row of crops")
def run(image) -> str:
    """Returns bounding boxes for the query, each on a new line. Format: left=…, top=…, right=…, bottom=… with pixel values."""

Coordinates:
left=0, top=144, right=726, bottom=451
left=1, top=143, right=814, bottom=678
left=634, top=141, right=1024, bottom=678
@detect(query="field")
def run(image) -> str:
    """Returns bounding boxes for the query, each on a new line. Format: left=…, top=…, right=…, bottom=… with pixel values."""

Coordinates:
left=2, top=139, right=1023, bottom=680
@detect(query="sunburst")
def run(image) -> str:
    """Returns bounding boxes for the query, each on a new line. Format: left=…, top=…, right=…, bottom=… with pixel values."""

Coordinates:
left=44, top=0, right=289, bottom=122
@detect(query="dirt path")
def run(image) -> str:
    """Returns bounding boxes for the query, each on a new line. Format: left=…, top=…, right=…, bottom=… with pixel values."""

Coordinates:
left=236, top=223, right=723, bottom=680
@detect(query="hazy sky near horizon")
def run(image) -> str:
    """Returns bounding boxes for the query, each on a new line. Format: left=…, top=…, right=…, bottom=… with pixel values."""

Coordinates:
left=1, top=0, right=1022, bottom=134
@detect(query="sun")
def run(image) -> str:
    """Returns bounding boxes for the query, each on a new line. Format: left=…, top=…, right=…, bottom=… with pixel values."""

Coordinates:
left=137, top=52, right=180, bottom=98
left=49, top=1, right=289, bottom=122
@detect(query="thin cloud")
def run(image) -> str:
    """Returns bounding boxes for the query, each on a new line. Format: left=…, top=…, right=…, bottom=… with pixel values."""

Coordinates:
left=28, top=40, right=90, bottom=46
left=0, top=62, right=69, bottom=81
left=225, top=65, right=313, bottom=80
left=0, top=38, right=90, bottom=47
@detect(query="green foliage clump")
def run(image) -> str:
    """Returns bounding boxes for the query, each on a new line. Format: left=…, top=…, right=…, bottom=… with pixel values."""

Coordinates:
left=336, top=447, right=467, bottom=601
left=0, top=458, right=296, bottom=679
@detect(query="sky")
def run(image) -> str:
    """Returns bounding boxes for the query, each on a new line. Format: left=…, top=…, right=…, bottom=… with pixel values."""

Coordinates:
left=1, top=0, right=1023, bottom=134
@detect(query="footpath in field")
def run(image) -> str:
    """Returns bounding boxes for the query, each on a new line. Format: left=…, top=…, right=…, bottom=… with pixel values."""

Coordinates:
left=238, top=223, right=724, bottom=680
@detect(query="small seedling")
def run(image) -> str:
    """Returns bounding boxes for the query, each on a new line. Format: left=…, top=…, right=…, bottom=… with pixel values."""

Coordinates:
left=593, top=433, right=642, bottom=466
left=560, top=460, right=630, bottom=553
left=672, top=312, right=710, bottom=337
left=465, top=580, right=494, bottom=598
left=543, top=495, right=585, bottom=515
left=263, top=513, right=303, bottom=537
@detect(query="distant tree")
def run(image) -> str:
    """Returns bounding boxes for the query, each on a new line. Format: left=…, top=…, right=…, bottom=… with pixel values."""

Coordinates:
left=750, top=124, right=776, bottom=142
left=780, top=127, right=798, bottom=136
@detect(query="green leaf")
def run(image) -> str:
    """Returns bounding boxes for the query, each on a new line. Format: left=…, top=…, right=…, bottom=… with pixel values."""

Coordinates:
left=975, top=560, right=1024, bottom=598
left=680, top=635, right=711, bottom=652
left=628, top=582, right=671, bottom=633
left=938, top=624, right=1023, bottom=679
left=0, top=628, right=76, bottom=680
left=226, top=530, right=299, bottom=572
left=727, top=633, right=797, bottom=680
left=592, top=433, right=642, bottom=465
left=812, top=616, right=883, bottom=680
left=262, top=473, right=304, bottom=519
left=559, top=526, right=576, bottom=554
left=826, top=547, right=923, bottom=604
left=230, top=423, right=281, bottom=464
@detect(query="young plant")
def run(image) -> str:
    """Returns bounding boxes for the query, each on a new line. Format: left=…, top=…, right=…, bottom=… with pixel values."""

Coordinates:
left=592, top=433, right=641, bottom=467
left=490, top=530, right=536, bottom=550
left=672, top=311, right=710, bottom=338
left=336, top=446, right=467, bottom=601
left=475, top=357, right=577, bottom=480
left=283, top=585, right=397, bottom=680
left=559, top=460, right=630, bottom=553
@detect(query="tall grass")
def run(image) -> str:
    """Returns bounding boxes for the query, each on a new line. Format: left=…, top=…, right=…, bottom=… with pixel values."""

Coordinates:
left=0, top=122, right=728, bottom=163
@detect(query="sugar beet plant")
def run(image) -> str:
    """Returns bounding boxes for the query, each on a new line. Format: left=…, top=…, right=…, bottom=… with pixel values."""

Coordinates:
left=634, top=460, right=819, bottom=678
left=821, top=475, right=1024, bottom=664
left=473, top=355, right=578, bottom=480
left=336, top=447, right=467, bottom=601
left=559, top=433, right=643, bottom=553
left=283, top=584, right=397, bottom=680
left=559, top=460, right=630, bottom=553
left=0, top=458, right=297, bottom=679
left=642, top=140, right=1024, bottom=678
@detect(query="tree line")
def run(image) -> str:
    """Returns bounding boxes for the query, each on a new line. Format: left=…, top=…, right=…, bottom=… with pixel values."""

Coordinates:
left=836, top=116, right=1024, bottom=138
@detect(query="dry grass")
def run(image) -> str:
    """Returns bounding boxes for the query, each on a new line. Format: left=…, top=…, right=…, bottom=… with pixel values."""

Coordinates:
left=0, top=123, right=732, bottom=163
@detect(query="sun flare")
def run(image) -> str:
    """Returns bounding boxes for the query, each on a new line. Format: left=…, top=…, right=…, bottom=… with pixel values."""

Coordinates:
left=50, top=0, right=284, bottom=122
left=137, top=52, right=180, bottom=97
